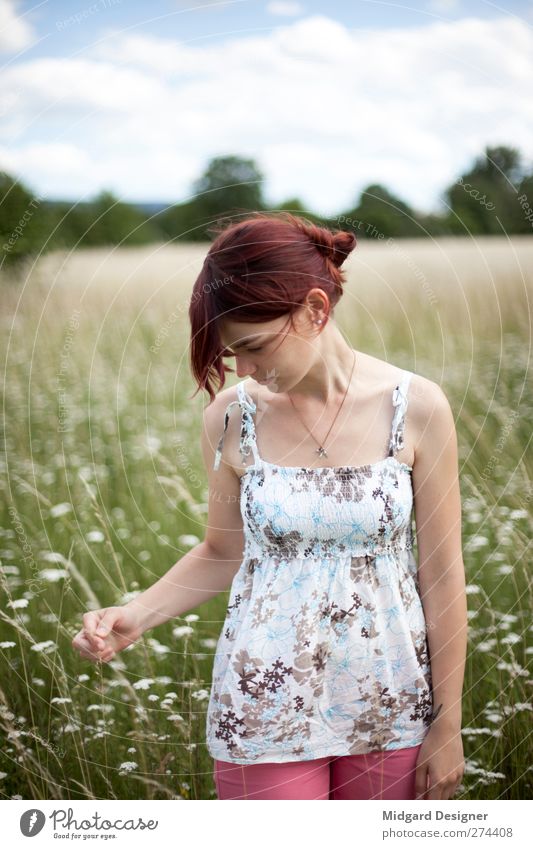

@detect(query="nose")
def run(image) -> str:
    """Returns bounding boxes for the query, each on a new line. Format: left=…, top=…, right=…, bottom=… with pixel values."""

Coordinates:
left=235, top=356, right=256, bottom=378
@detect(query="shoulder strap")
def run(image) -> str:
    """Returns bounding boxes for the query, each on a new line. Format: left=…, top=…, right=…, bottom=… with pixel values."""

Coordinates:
left=213, top=380, right=260, bottom=471
left=388, top=370, right=413, bottom=457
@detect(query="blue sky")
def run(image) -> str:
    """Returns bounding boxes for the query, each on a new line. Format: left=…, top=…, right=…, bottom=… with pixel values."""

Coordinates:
left=1, top=0, right=532, bottom=215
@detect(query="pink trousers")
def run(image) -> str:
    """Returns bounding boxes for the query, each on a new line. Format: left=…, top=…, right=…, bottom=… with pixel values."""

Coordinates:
left=213, top=743, right=423, bottom=800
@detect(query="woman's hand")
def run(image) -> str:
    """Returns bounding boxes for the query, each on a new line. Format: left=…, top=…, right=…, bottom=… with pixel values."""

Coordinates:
left=71, top=606, right=144, bottom=664
left=414, top=725, right=465, bottom=800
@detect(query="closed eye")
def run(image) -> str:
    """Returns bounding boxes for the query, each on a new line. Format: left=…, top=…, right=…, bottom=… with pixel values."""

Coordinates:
left=222, top=346, right=262, bottom=356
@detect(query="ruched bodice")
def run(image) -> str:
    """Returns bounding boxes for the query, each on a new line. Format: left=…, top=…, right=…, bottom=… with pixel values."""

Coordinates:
left=206, top=370, right=433, bottom=764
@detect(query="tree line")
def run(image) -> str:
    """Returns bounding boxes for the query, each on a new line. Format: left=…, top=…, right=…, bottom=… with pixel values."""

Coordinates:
left=1, top=144, right=532, bottom=270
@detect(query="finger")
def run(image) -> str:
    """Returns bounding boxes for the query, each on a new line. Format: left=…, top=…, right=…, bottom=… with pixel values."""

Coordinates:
left=82, top=612, right=101, bottom=637
left=75, top=633, right=106, bottom=661
left=81, top=629, right=106, bottom=652
left=414, top=767, right=428, bottom=800
left=94, top=610, right=118, bottom=639
left=426, top=777, right=445, bottom=801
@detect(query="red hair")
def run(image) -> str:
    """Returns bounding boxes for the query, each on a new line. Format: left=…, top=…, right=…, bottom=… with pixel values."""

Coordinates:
left=188, top=212, right=357, bottom=403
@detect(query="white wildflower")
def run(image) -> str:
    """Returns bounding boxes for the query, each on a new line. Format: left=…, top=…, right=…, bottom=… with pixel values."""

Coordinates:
left=166, top=714, right=184, bottom=721
left=30, top=640, right=57, bottom=653
left=178, top=534, right=200, bottom=547
left=86, top=530, right=105, bottom=543
left=172, top=626, right=194, bottom=638
left=39, top=568, right=69, bottom=583
left=496, top=661, right=528, bottom=676
left=145, top=435, right=161, bottom=454
left=7, top=598, right=29, bottom=609
left=51, top=697, right=72, bottom=705
left=146, top=638, right=170, bottom=654
left=77, top=674, right=90, bottom=682
left=118, top=761, right=138, bottom=772
left=501, top=633, right=521, bottom=645
left=127, top=747, right=137, bottom=753
left=461, top=727, right=493, bottom=735
left=465, top=585, right=481, bottom=594
left=41, top=552, right=67, bottom=563
left=191, top=689, right=209, bottom=701
left=0, top=642, right=16, bottom=649
left=133, top=678, right=154, bottom=690
left=118, top=590, right=141, bottom=604
left=477, top=640, right=496, bottom=652
left=468, top=535, right=489, bottom=549
left=50, top=503, right=73, bottom=518
left=148, top=694, right=159, bottom=702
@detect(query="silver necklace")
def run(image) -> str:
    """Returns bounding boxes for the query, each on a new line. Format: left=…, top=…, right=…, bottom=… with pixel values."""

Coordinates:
left=287, top=348, right=357, bottom=459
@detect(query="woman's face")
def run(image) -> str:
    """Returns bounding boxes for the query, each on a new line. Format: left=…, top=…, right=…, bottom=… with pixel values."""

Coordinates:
left=219, top=310, right=314, bottom=392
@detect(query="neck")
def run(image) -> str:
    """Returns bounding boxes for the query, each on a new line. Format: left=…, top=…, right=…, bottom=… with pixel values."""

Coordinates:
left=288, top=326, right=356, bottom=404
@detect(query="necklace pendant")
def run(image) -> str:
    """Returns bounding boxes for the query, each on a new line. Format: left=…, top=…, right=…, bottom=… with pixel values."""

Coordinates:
left=316, top=446, right=328, bottom=458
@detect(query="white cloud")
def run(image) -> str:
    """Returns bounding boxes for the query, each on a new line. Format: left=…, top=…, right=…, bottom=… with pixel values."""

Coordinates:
left=0, top=0, right=36, bottom=53
left=267, top=1, right=305, bottom=16
left=0, top=13, right=531, bottom=213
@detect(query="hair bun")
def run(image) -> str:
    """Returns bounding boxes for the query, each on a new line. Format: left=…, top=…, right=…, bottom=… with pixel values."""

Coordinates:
left=289, top=216, right=357, bottom=268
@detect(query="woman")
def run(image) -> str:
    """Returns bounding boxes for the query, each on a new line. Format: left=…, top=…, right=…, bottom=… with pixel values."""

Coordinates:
left=72, top=212, right=466, bottom=801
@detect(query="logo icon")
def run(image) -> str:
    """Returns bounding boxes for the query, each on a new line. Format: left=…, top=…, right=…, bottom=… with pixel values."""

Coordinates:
left=20, top=809, right=46, bottom=837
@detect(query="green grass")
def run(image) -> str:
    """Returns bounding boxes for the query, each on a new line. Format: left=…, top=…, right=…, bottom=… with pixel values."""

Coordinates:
left=0, top=237, right=532, bottom=799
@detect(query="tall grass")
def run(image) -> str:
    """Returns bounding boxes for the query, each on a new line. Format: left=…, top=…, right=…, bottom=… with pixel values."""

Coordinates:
left=1, top=236, right=531, bottom=799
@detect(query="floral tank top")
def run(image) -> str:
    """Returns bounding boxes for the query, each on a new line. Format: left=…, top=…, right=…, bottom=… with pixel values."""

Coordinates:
left=205, top=370, right=433, bottom=764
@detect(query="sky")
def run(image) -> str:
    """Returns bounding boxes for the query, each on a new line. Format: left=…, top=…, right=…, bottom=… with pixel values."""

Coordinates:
left=0, top=0, right=532, bottom=216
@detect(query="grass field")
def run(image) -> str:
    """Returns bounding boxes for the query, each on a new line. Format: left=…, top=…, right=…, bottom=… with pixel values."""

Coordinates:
left=1, top=235, right=532, bottom=800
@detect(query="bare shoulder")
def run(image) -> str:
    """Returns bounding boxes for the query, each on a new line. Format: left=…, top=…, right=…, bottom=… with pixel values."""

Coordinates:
left=201, top=381, right=243, bottom=471
left=407, top=372, right=456, bottom=459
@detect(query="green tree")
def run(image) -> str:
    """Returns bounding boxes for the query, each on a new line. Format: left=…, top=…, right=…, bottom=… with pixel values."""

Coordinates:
left=76, top=190, right=163, bottom=246
left=0, top=171, right=50, bottom=268
left=191, top=155, right=266, bottom=231
left=443, top=145, right=526, bottom=235
left=347, top=184, right=419, bottom=239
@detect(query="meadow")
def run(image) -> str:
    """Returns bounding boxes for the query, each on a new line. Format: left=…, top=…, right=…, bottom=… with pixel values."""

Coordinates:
left=0, top=235, right=531, bottom=800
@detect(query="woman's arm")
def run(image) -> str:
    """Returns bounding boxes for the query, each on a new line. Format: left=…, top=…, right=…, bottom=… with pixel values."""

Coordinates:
left=411, top=377, right=468, bottom=733
left=73, top=390, right=247, bottom=661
